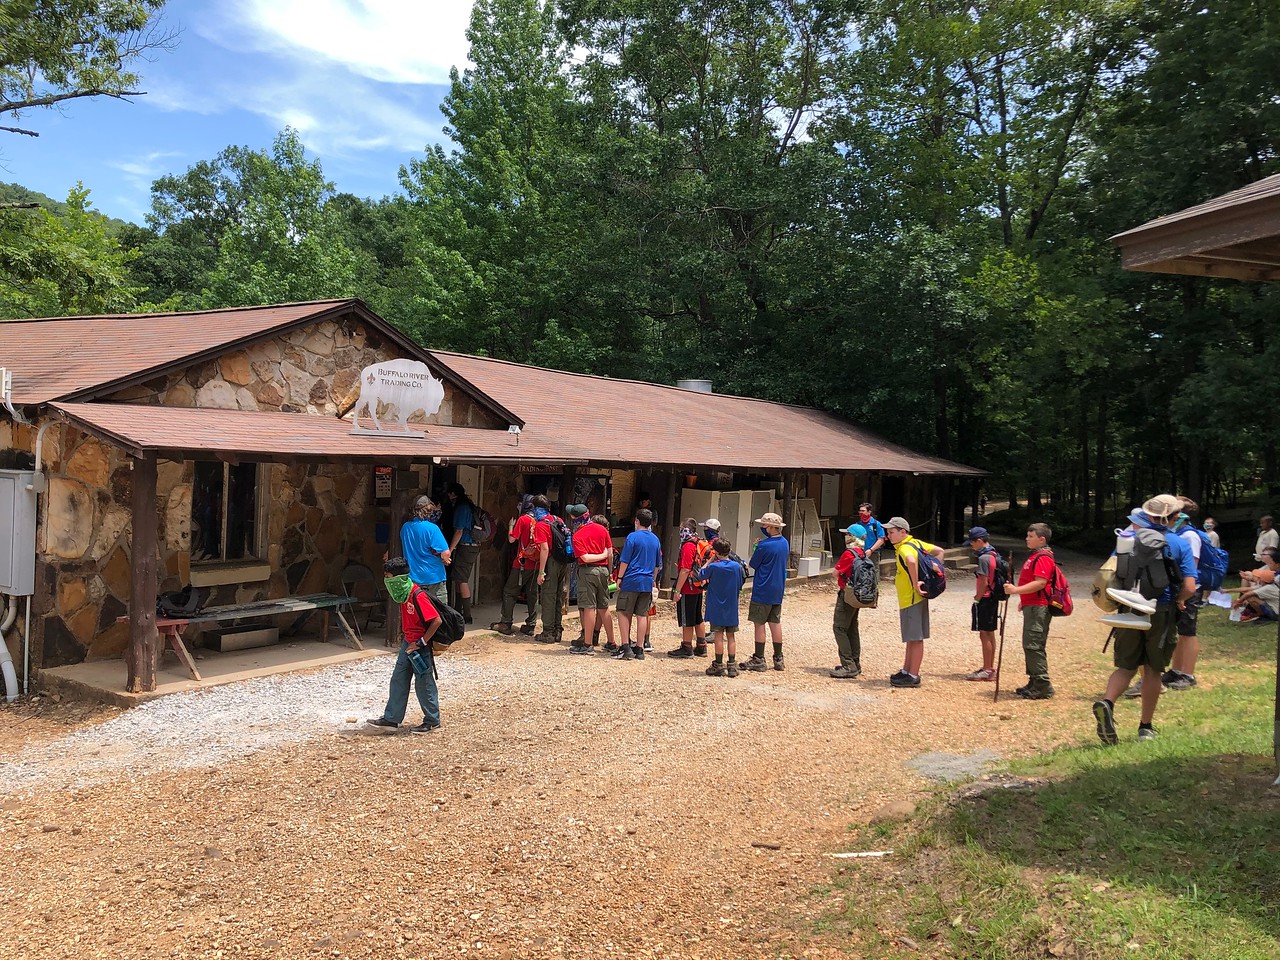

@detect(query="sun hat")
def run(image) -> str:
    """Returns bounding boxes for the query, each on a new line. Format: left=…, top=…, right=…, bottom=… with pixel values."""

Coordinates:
left=754, top=512, right=786, bottom=528
left=846, top=523, right=867, bottom=539
left=966, top=526, right=990, bottom=541
left=885, top=516, right=910, bottom=531
left=1142, top=494, right=1182, bottom=519
left=702, top=518, right=721, bottom=532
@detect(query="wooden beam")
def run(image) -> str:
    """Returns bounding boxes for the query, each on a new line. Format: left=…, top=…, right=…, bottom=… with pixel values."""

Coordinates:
left=125, top=454, right=160, bottom=693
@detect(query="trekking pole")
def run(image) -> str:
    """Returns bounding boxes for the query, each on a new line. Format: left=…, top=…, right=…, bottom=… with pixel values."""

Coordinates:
left=1273, top=618, right=1280, bottom=786
left=994, top=550, right=1012, bottom=704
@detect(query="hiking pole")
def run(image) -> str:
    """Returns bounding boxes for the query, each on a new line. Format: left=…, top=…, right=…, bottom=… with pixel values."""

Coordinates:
left=1273, top=618, right=1280, bottom=786
left=994, top=550, right=1012, bottom=704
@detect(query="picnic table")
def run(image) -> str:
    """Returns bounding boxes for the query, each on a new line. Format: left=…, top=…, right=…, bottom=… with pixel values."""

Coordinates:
left=117, top=593, right=361, bottom=682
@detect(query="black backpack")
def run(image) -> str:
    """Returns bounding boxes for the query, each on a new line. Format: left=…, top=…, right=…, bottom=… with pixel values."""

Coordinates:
left=541, top=516, right=572, bottom=564
left=410, top=588, right=465, bottom=654
left=843, top=551, right=879, bottom=608
left=1117, top=526, right=1180, bottom=601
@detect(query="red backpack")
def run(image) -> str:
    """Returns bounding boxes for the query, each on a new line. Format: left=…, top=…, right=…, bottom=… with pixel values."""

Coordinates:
left=1037, top=549, right=1073, bottom=616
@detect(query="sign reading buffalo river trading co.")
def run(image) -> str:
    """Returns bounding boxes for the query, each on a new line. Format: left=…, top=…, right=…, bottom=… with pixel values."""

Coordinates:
left=350, top=358, right=446, bottom=436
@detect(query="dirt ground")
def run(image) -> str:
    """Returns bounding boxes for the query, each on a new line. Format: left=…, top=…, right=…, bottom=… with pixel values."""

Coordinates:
left=1, top=551, right=1148, bottom=959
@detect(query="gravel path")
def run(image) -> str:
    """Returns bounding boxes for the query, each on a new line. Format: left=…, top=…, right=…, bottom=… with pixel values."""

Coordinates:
left=1, top=553, right=1148, bottom=959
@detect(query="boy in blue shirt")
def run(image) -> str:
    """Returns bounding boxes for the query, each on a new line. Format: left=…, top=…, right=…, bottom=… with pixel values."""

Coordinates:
left=703, top=539, right=746, bottom=677
left=743, top=512, right=789, bottom=672
left=612, top=508, right=662, bottom=661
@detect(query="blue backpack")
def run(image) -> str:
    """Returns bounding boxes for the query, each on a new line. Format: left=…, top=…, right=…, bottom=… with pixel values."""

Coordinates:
left=1188, top=526, right=1229, bottom=590
left=899, top=540, right=947, bottom=599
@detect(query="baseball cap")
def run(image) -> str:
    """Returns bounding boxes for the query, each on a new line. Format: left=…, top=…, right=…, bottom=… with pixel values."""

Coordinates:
left=885, top=516, right=910, bottom=531
left=966, top=526, right=990, bottom=541
left=702, top=518, right=721, bottom=532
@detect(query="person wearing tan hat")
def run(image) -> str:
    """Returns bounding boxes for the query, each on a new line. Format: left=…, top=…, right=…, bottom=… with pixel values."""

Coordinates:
left=741, top=512, right=789, bottom=672
left=884, top=516, right=945, bottom=687
left=1091, top=495, right=1196, bottom=745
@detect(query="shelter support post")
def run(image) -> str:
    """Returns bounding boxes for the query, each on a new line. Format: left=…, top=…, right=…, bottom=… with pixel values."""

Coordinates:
left=125, top=454, right=160, bottom=693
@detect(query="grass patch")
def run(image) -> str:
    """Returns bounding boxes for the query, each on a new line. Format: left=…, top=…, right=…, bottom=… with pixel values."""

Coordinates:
left=809, top=609, right=1280, bottom=958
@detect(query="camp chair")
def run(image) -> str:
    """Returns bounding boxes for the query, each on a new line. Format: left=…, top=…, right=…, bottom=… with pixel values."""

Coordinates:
left=340, top=563, right=387, bottom=639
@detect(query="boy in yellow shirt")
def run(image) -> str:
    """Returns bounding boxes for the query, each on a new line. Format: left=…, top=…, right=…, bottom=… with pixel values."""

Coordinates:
left=885, top=516, right=945, bottom=688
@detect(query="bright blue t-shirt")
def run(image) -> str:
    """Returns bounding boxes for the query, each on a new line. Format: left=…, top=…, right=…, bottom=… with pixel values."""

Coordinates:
left=452, top=502, right=475, bottom=546
left=862, top=517, right=887, bottom=551
left=401, top=518, right=450, bottom=586
left=703, top=558, right=746, bottom=628
left=618, top=528, right=662, bottom=592
left=749, top=534, right=789, bottom=605
left=1158, top=526, right=1196, bottom=606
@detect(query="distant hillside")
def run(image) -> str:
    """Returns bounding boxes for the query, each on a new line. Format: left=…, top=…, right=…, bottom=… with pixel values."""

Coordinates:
left=0, top=182, right=137, bottom=233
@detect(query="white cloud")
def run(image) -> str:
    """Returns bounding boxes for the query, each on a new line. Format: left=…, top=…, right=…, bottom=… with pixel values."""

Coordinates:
left=109, top=150, right=185, bottom=181
left=224, top=0, right=474, bottom=85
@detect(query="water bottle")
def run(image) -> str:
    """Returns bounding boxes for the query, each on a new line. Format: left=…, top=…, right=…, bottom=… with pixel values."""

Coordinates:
left=406, top=644, right=431, bottom=676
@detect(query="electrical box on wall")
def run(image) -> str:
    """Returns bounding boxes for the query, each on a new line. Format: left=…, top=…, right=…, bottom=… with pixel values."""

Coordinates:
left=0, top=469, right=37, bottom=596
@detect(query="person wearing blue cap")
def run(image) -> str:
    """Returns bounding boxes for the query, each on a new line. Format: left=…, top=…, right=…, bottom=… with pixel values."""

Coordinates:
left=965, top=526, right=1002, bottom=682
left=830, top=524, right=869, bottom=678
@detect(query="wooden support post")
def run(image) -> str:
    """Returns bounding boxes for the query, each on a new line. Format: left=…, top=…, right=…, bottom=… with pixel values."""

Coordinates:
left=383, top=471, right=416, bottom=646
left=125, top=454, right=160, bottom=693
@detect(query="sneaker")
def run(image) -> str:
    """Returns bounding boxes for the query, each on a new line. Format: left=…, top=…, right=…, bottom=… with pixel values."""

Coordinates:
left=1105, top=587, right=1158, bottom=615
left=366, top=717, right=398, bottom=729
left=1165, top=672, right=1196, bottom=691
left=1099, top=611, right=1153, bottom=631
left=603, top=641, right=619, bottom=653
left=633, top=644, right=646, bottom=661
left=726, top=662, right=739, bottom=678
left=1239, top=609, right=1260, bottom=623
left=1137, top=725, right=1158, bottom=742
left=1123, top=677, right=1166, bottom=699
left=490, top=622, right=514, bottom=636
left=705, top=660, right=726, bottom=677
left=772, top=654, right=785, bottom=672
left=741, top=655, right=769, bottom=673
left=568, top=642, right=593, bottom=655
left=519, top=624, right=536, bottom=636
left=829, top=665, right=861, bottom=679
left=611, top=644, right=635, bottom=661
left=667, top=645, right=695, bottom=659
left=643, top=639, right=653, bottom=651
left=694, top=644, right=708, bottom=657
left=409, top=721, right=440, bottom=734
left=889, top=672, right=921, bottom=688
left=965, top=667, right=996, bottom=682
left=1092, top=700, right=1118, bottom=745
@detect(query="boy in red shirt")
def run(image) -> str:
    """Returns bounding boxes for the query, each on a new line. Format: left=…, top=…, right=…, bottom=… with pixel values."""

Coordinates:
left=668, top=518, right=715, bottom=658
left=368, top=557, right=442, bottom=733
left=492, top=494, right=547, bottom=635
left=1002, top=523, right=1057, bottom=699
left=571, top=511, right=616, bottom=654
left=830, top=523, right=867, bottom=678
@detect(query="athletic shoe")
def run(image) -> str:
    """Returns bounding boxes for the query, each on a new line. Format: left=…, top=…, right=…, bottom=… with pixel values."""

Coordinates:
left=725, top=662, right=739, bottom=678
left=1092, top=700, right=1117, bottom=745
left=705, top=660, right=726, bottom=677
left=611, top=645, right=635, bottom=661
left=1105, top=587, right=1158, bottom=615
left=490, top=622, right=514, bottom=636
left=409, top=721, right=440, bottom=734
left=667, top=645, right=695, bottom=659
left=829, top=665, right=861, bottom=679
left=633, top=644, right=646, bottom=661
left=772, top=653, right=785, bottom=672
left=603, top=641, right=619, bottom=652
left=1164, top=672, right=1196, bottom=691
left=889, top=672, right=921, bottom=688
left=568, top=642, right=593, bottom=655
left=965, top=667, right=996, bottom=681
left=643, top=639, right=653, bottom=651
left=694, top=644, right=708, bottom=657
left=1137, top=725, right=1158, bottom=742
left=741, top=655, right=768, bottom=673
left=366, top=717, right=398, bottom=729
left=1123, top=677, right=1166, bottom=699
left=1099, top=611, right=1153, bottom=631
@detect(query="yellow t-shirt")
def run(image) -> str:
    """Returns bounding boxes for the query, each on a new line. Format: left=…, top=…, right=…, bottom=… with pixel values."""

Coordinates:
left=893, top=536, right=939, bottom=608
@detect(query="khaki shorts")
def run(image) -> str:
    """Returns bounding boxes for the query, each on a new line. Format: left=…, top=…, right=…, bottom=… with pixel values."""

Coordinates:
left=748, top=601, right=782, bottom=624
left=450, top=543, right=480, bottom=582
left=576, top=565, right=612, bottom=609
left=1113, top=606, right=1177, bottom=672
left=616, top=590, right=652, bottom=615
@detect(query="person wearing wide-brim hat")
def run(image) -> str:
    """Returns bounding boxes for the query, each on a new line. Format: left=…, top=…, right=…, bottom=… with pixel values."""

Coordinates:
left=741, top=512, right=789, bottom=673
left=1090, top=494, right=1196, bottom=746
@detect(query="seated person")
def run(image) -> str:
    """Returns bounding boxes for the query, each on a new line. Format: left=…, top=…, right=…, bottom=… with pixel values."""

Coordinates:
left=1233, top=548, right=1280, bottom=621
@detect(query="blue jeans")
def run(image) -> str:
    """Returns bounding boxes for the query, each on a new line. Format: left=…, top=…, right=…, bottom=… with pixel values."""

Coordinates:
left=381, top=641, right=440, bottom=726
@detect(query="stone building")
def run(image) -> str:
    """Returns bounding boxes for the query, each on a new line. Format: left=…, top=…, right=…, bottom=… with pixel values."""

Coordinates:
left=1, top=299, right=981, bottom=694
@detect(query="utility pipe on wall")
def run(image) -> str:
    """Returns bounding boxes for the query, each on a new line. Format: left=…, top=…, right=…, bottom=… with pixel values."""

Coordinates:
left=1, top=595, right=18, bottom=701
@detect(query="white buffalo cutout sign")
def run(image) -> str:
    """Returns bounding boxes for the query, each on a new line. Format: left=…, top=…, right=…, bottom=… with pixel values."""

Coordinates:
left=350, top=359, right=445, bottom=435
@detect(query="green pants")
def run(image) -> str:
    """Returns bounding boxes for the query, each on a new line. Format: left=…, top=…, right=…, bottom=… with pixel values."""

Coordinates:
left=1021, top=604, right=1052, bottom=681
left=500, top=566, right=538, bottom=629
left=540, top=558, right=567, bottom=638
left=833, top=598, right=861, bottom=670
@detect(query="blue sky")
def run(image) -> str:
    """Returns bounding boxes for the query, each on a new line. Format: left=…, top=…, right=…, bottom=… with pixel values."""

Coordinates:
left=0, top=0, right=475, bottom=225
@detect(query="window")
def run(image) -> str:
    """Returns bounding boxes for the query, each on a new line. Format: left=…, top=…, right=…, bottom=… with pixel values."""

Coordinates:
left=191, top=461, right=262, bottom=563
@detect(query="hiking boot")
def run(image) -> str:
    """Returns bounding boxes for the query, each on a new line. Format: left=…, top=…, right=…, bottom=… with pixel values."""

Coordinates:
left=965, top=667, right=996, bottom=682
left=741, top=655, right=768, bottom=673
left=533, top=632, right=560, bottom=644
left=725, top=662, right=740, bottom=678
left=1092, top=700, right=1118, bottom=745
left=1137, top=725, right=1159, bottom=742
left=694, top=643, right=708, bottom=657
left=705, top=660, right=726, bottom=677
left=1017, top=682, right=1055, bottom=700
left=409, top=721, right=440, bottom=735
left=829, top=665, right=861, bottom=679
left=611, top=644, right=635, bottom=661
left=519, top=624, right=536, bottom=636
left=772, top=653, right=785, bottom=672
left=633, top=644, right=646, bottom=661
left=889, top=671, right=921, bottom=688
left=490, top=622, right=515, bottom=636
left=366, top=717, right=399, bottom=729
left=667, top=645, right=695, bottom=659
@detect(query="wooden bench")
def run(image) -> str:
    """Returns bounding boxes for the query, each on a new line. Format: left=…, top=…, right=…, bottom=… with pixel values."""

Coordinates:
left=118, top=593, right=362, bottom=682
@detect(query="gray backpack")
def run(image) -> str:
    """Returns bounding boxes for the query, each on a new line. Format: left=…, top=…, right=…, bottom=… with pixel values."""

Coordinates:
left=1116, top=527, right=1179, bottom=601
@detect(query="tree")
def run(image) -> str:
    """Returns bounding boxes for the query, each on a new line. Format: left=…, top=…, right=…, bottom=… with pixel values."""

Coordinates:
left=0, top=0, right=175, bottom=138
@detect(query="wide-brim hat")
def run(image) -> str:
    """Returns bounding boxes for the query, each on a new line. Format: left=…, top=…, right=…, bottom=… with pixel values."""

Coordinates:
left=1142, top=493, right=1182, bottom=519
left=754, top=512, right=786, bottom=528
